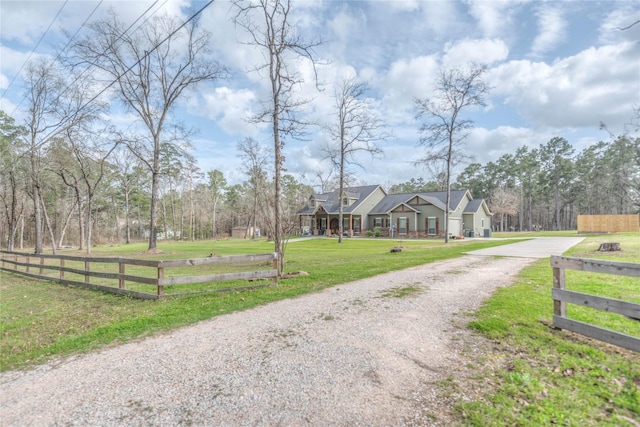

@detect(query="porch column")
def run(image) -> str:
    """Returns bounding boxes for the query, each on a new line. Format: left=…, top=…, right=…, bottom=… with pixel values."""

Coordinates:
left=349, top=214, right=353, bottom=237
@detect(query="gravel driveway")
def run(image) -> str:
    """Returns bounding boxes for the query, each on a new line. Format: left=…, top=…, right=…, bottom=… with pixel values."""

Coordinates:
left=1, top=255, right=534, bottom=426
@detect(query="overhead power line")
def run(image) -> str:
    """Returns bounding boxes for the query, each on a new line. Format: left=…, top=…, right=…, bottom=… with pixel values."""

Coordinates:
left=50, top=0, right=165, bottom=110
left=2, top=0, right=69, bottom=98
left=79, top=0, right=215, bottom=113
left=7, top=1, right=104, bottom=117
left=16, top=0, right=215, bottom=159
left=7, top=0, right=164, bottom=118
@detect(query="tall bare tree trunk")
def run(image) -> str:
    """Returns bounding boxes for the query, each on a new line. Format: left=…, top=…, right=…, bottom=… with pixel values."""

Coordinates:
left=19, top=214, right=24, bottom=250
left=39, top=191, right=56, bottom=255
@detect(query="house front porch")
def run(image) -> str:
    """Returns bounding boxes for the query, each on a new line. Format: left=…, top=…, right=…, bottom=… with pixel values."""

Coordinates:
left=298, top=214, right=363, bottom=237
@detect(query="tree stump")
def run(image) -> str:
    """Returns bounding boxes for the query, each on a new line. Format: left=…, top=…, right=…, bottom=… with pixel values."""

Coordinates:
left=598, top=242, right=621, bottom=252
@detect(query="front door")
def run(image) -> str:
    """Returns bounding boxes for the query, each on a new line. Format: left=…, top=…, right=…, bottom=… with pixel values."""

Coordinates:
left=330, top=218, right=339, bottom=234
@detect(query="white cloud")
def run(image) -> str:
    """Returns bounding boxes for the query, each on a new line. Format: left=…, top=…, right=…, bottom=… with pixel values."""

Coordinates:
left=599, top=6, right=640, bottom=44
left=530, top=5, right=567, bottom=57
left=466, top=0, right=525, bottom=39
left=377, top=55, right=439, bottom=123
left=467, top=126, right=549, bottom=164
left=417, top=1, right=463, bottom=39
left=328, top=9, right=361, bottom=43
left=195, top=86, right=259, bottom=136
left=443, top=38, right=510, bottom=67
left=488, top=41, right=640, bottom=133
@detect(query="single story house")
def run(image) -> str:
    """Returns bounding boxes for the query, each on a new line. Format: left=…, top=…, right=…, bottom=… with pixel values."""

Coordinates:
left=297, top=185, right=492, bottom=238
left=297, top=185, right=385, bottom=236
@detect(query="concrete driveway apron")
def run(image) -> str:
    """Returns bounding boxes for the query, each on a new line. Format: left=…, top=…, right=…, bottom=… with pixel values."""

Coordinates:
left=466, top=237, right=585, bottom=258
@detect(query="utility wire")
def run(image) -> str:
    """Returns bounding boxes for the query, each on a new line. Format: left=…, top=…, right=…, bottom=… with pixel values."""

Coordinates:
left=78, top=0, right=215, bottom=113
left=2, top=0, right=69, bottom=98
left=8, top=0, right=164, bottom=118
left=49, top=0, right=165, bottom=112
left=8, top=0, right=104, bottom=117
left=22, top=0, right=215, bottom=157
left=53, top=0, right=104, bottom=66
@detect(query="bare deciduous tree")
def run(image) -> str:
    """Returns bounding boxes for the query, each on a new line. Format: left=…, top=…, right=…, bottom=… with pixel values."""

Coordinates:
left=50, top=128, right=118, bottom=254
left=233, top=0, right=321, bottom=272
left=322, top=76, right=388, bottom=242
left=238, top=138, right=270, bottom=239
left=414, top=65, right=489, bottom=243
left=22, top=59, right=104, bottom=254
left=72, top=12, right=227, bottom=251
left=490, top=188, right=519, bottom=232
left=110, top=145, right=146, bottom=244
left=313, top=169, right=333, bottom=193
left=0, top=111, right=27, bottom=251
left=207, top=169, right=227, bottom=239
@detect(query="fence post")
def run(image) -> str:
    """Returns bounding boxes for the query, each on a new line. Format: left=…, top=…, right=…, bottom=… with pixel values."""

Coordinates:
left=119, top=260, right=125, bottom=289
left=85, top=260, right=90, bottom=284
left=40, top=256, right=44, bottom=275
left=14, top=254, right=18, bottom=270
left=26, top=255, right=30, bottom=274
left=157, top=264, right=164, bottom=297
left=60, top=259, right=65, bottom=280
left=553, top=265, right=566, bottom=318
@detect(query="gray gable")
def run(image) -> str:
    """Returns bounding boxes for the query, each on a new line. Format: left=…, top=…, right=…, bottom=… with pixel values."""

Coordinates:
left=463, top=199, right=483, bottom=213
left=300, top=185, right=381, bottom=215
left=425, top=190, right=469, bottom=211
left=369, top=194, right=413, bottom=214
left=370, top=190, right=467, bottom=214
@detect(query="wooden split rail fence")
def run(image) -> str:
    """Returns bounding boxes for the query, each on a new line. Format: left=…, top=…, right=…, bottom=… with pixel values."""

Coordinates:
left=551, top=256, right=640, bottom=353
left=0, top=250, right=278, bottom=300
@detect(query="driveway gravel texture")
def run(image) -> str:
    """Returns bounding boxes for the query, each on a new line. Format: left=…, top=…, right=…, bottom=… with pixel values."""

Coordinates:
left=1, top=255, right=534, bottom=426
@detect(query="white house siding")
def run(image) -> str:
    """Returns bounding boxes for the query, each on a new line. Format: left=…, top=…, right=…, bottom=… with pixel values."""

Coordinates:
left=448, top=218, right=463, bottom=237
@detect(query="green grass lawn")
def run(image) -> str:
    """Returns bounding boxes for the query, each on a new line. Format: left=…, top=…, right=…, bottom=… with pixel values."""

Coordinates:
left=2, top=233, right=638, bottom=426
left=463, top=233, right=640, bottom=426
left=0, top=237, right=511, bottom=371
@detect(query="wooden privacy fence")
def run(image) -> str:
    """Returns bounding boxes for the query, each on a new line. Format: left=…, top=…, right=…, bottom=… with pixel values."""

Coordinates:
left=577, top=214, right=640, bottom=233
left=0, top=250, right=278, bottom=300
left=551, top=256, right=640, bottom=353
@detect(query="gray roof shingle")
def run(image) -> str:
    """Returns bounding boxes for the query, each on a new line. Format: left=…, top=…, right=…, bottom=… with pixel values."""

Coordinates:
left=369, top=189, right=468, bottom=214
left=299, top=185, right=382, bottom=215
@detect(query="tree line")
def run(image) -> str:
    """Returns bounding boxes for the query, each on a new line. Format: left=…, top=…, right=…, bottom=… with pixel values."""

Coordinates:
left=1, top=0, right=638, bottom=259
left=390, top=135, right=640, bottom=232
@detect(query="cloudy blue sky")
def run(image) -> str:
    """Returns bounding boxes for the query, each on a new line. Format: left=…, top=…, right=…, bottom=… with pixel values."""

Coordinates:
left=1, top=0, right=639, bottom=189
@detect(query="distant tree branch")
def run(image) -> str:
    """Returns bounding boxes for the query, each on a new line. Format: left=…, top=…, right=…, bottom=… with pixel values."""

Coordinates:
left=616, top=19, right=640, bottom=30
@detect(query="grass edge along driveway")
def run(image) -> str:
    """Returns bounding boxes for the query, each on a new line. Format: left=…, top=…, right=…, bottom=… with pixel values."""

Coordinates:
left=2, top=238, right=512, bottom=371
left=460, top=233, right=639, bottom=427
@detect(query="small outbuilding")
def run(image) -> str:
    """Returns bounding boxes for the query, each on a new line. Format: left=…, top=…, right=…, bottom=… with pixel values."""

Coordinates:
left=231, top=226, right=260, bottom=239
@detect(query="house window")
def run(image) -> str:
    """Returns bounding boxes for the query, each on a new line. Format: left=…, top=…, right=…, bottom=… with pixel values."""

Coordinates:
left=399, top=217, right=407, bottom=234
left=343, top=218, right=349, bottom=230
left=343, top=197, right=349, bottom=206
left=481, top=218, right=485, bottom=228
left=354, top=218, right=360, bottom=233
left=428, top=217, right=436, bottom=235
left=374, top=218, right=382, bottom=228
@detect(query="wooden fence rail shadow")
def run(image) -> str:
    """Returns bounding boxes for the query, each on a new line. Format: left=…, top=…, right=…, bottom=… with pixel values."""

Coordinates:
left=0, top=250, right=278, bottom=300
left=551, top=256, right=640, bottom=353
